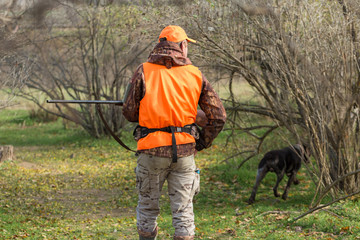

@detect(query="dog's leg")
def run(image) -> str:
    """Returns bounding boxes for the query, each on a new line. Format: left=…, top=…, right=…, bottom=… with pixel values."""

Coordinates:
left=248, top=167, right=268, bottom=204
left=282, top=172, right=297, bottom=200
left=293, top=176, right=299, bottom=185
left=273, top=170, right=284, bottom=198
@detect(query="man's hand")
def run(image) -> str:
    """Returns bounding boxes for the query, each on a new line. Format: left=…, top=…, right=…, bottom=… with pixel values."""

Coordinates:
left=195, top=109, right=208, bottom=127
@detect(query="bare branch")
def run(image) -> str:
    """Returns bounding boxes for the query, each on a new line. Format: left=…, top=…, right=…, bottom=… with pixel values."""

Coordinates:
left=292, top=190, right=360, bottom=222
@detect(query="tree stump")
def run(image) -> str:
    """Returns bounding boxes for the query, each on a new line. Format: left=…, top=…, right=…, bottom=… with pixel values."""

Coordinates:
left=0, top=145, right=14, bottom=162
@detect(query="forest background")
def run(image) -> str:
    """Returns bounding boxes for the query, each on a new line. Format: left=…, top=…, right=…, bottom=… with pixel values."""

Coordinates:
left=0, top=0, right=359, bottom=239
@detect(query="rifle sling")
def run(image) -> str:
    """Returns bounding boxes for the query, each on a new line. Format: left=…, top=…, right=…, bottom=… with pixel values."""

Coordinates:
left=96, top=104, right=136, bottom=153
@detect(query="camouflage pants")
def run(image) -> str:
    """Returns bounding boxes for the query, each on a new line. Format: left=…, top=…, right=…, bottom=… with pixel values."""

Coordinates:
left=135, top=153, right=200, bottom=237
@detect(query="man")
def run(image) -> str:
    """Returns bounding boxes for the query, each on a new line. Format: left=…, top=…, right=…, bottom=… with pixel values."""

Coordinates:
left=122, top=25, right=226, bottom=240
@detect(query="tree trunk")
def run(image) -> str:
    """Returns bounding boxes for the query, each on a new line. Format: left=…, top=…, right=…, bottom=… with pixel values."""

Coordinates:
left=0, top=145, right=14, bottom=162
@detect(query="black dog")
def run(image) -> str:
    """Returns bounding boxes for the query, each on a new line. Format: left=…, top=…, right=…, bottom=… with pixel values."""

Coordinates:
left=248, top=144, right=310, bottom=204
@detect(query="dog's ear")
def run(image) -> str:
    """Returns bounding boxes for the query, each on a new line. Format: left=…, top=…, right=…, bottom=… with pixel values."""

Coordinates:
left=293, top=143, right=310, bottom=163
left=293, top=144, right=303, bottom=154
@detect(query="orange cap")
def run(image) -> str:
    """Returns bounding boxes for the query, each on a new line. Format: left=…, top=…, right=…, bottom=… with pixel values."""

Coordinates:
left=158, top=25, right=196, bottom=43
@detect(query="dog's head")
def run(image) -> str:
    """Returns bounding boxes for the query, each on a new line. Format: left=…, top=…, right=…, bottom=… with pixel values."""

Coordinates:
left=293, top=144, right=311, bottom=163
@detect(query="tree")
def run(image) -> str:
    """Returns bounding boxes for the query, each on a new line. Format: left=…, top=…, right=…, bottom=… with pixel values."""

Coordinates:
left=0, top=0, right=127, bottom=110
left=0, top=0, right=68, bottom=109
left=17, top=4, right=155, bottom=137
left=1, top=0, right=194, bottom=135
left=0, top=54, right=31, bottom=109
left=0, top=0, right=30, bottom=109
left=190, top=0, right=360, bottom=208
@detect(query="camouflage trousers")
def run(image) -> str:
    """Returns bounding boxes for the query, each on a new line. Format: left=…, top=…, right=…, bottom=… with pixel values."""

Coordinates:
left=135, top=153, right=200, bottom=237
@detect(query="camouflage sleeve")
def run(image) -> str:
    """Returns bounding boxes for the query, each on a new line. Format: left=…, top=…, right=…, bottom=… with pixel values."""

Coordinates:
left=122, top=65, right=145, bottom=122
left=196, top=74, right=227, bottom=151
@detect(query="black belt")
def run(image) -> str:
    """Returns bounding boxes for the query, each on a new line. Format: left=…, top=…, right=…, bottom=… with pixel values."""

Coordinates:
left=134, top=124, right=194, bottom=163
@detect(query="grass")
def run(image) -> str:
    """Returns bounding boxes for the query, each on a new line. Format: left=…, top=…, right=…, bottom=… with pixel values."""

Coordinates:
left=0, top=108, right=360, bottom=239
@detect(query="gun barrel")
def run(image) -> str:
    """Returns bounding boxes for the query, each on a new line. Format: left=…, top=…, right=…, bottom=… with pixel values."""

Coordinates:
left=47, top=100, right=123, bottom=105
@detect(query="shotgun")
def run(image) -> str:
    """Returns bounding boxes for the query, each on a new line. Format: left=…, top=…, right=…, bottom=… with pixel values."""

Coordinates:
left=46, top=100, right=123, bottom=105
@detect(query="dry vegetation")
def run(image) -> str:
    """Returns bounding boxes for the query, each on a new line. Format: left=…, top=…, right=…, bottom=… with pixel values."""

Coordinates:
left=188, top=0, right=360, bottom=214
left=1, top=0, right=359, bottom=217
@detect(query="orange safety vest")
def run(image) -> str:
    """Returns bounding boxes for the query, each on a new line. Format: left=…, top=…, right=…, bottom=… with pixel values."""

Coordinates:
left=137, top=62, right=203, bottom=150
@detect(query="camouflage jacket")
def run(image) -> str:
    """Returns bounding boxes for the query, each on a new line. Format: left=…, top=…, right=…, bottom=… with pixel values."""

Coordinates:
left=122, top=41, right=226, bottom=158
